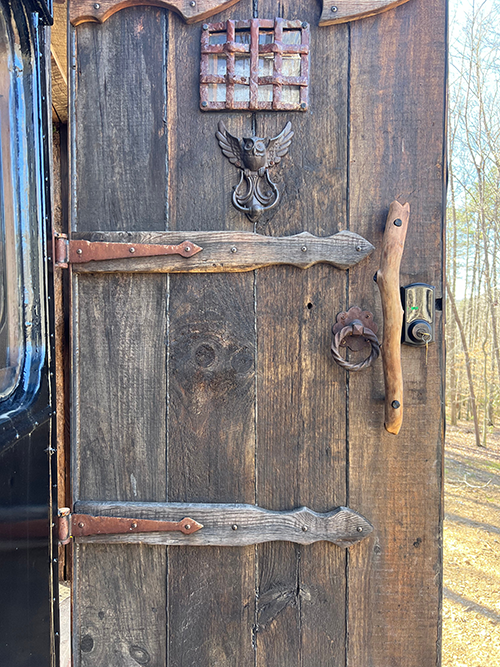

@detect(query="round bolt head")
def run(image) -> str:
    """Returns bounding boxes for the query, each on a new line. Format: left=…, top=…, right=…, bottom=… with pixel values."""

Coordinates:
left=76, top=248, right=83, bottom=255
left=301, top=21, right=308, bottom=28
left=302, top=525, right=308, bottom=532
left=232, top=524, right=238, bottom=530
left=184, top=524, right=191, bottom=531
left=231, top=246, right=238, bottom=253
left=300, top=102, right=307, bottom=109
left=185, top=246, right=191, bottom=253
left=391, top=400, right=401, bottom=409
left=129, top=247, right=135, bottom=253
left=356, top=245, right=362, bottom=252
left=301, top=246, right=307, bottom=252
left=394, top=218, right=403, bottom=227
left=78, top=522, right=85, bottom=528
left=203, top=23, right=209, bottom=30
left=131, top=523, right=138, bottom=529
left=93, top=2, right=100, bottom=8
left=331, top=5, right=338, bottom=12
left=201, top=101, right=208, bottom=108
left=357, top=526, right=363, bottom=532
left=190, top=0, right=196, bottom=5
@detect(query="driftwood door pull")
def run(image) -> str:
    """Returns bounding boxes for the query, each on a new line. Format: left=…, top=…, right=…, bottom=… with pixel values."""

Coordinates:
left=375, top=201, right=410, bottom=435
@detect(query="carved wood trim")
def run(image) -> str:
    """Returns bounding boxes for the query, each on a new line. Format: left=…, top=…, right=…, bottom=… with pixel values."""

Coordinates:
left=319, top=0, right=411, bottom=27
left=70, top=0, right=243, bottom=26
left=74, top=501, right=374, bottom=547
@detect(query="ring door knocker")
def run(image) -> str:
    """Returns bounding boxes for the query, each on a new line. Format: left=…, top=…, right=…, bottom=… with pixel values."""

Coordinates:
left=331, top=307, right=380, bottom=372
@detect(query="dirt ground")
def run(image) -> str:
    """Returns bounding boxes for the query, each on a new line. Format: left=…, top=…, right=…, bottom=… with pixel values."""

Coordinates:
left=443, top=422, right=500, bottom=666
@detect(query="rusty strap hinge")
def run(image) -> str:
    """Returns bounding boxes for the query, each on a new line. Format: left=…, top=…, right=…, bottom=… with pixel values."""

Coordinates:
left=52, top=233, right=203, bottom=268
left=57, top=508, right=203, bottom=545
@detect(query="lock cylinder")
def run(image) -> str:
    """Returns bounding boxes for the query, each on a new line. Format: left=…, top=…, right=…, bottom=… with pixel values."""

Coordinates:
left=401, top=283, right=435, bottom=346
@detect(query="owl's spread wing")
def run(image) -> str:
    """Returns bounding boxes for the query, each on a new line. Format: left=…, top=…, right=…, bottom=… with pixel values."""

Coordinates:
left=216, top=121, right=243, bottom=168
left=266, top=122, right=294, bottom=167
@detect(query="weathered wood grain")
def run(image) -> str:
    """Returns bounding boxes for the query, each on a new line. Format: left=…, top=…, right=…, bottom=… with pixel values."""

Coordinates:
left=255, top=0, right=350, bottom=663
left=319, top=0, right=411, bottom=26
left=376, top=201, right=410, bottom=434
left=165, top=5, right=256, bottom=664
left=70, top=229, right=374, bottom=272
left=346, top=0, right=446, bottom=665
left=72, top=9, right=171, bottom=663
left=73, top=501, right=374, bottom=546
left=70, top=0, right=243, bottom=26
left=74, top=7, right=168, bottom=233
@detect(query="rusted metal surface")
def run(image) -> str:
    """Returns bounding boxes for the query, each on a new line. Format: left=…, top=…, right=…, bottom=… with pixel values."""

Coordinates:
left=58, top=509, right=203, bottom=543
left=58, top=507, right=71, bottom=546
left=331, top=307, right=380, bottom=371
left=216, top=121, right=293, bottom=222
left=200, top=18, right=309, bottom=111
left=53, top=236, right=202, bottom=267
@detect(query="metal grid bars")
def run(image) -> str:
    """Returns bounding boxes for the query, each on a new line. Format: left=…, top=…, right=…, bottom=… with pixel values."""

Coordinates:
left=200, top=18, right=310, bottom=111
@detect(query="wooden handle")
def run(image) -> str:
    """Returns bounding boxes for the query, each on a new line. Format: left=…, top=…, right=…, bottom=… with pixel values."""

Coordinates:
left=376, top=201, right=410, bottom=435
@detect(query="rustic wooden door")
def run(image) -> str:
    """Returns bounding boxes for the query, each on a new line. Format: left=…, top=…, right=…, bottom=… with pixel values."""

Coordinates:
left=67, top=0, right=446, bottom=664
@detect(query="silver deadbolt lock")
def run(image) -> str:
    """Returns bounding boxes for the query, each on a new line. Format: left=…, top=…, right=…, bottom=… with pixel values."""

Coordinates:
left=401, top=283, right=435, bottom=345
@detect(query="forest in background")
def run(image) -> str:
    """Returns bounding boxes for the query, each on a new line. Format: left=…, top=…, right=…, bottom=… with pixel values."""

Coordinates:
left=447, top=0, right=500, bottom=446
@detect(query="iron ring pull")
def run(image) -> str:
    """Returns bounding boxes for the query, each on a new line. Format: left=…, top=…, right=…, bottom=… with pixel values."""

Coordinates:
left=331, top=320, right=380, bottom=372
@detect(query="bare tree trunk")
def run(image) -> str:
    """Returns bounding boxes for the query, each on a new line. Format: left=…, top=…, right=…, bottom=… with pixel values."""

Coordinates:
left=446, top=281, right=482, bottom=446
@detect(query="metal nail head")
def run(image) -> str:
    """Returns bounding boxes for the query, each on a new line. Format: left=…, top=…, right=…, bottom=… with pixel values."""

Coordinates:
left=357, top=526, right=363, bottom=532
left=231, top=246, right=238, bottom=253
left=331, top=5, right=338, bottom=12
left=232, top=524, right=238, bottom=530
left=302, top=525, right=308, bottom=532
left=201, top=101, right=208, bottom=108
left=129, top=247, right=135, bottom=253
left=185, top=247, right=191, bottom=253
left=202, top=23, right=209, bottom=30
left=76, top=248, right=83, bottom=255
left=394, top=218, right=403, bottom=227
left=93, top=2, right=100, bottom=8
left=184, top=524, right=191, bottom=531
left=356, top=245, right=362, bottom=251
left=190, top=0, right=196, bottom=5
left=301, top=246, right=307, bottom=252
left=391, top=400, right=401, bottom=409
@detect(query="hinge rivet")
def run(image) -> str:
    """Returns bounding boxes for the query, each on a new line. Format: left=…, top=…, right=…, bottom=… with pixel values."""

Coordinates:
left=232, top=524, right=238, bottom=530
left=76, top=248, right=83, bottom=255
left=129, top=247, right=135, bottom=253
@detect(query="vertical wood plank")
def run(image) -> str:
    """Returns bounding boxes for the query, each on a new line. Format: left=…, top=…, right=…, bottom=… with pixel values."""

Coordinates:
left=74, top=7, right=168, bottom=232
left=73, top=273, right=168, bottom=667
left=347, top=0, right=446, bottom=665
left=256, top=0, right=350, bottom=664
left=73, top=9, right=170, bottom=665
left=166, top=5, right=256, bottom=666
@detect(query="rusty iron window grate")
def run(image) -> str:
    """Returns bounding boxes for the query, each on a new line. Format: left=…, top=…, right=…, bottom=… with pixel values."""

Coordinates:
left=200, top=18, right=310, bottom=112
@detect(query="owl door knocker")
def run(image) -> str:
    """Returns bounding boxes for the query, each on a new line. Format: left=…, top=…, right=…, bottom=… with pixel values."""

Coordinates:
left=216, top=121, right=294, bottom=223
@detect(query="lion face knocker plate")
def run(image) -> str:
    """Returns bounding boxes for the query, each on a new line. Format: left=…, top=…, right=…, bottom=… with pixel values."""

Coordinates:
left=216, top=121, right=294, bottom=223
